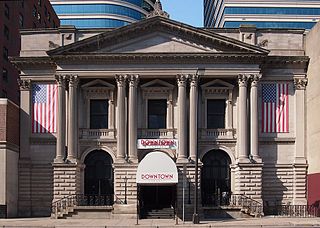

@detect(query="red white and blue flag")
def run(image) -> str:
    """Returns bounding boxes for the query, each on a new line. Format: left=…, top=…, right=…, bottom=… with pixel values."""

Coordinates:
left=32, top=84, right=58, bottom=133
left=262, top=83, right=289, bottom=133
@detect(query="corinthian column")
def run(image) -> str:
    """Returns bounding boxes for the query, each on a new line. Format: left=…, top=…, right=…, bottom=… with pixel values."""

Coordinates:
left=116, top=75, right=127, bottom=161
left=128, top=75, right=139, bottom=162
left=67, top=75, right=79, bottom=163
left=54, top=75, right=66, bottom=163
left=238, top=74, right=249, bottom=163
left=294, top=78, right=308, bottom=164
left=177, top=74, right=188, bottom=163
left=189, top=75, right=198, bottom=161
left=250, top=74, right=261, bottom=161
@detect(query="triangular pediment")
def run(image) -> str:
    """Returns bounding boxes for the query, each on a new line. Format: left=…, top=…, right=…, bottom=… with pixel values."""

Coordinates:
left=141, top=79, right=174, bottom=89
left=47, top=16, right=269, bottom=56
left=81, top=79, right=114, bottom=88
left=201, top=79, right=234, bottom=89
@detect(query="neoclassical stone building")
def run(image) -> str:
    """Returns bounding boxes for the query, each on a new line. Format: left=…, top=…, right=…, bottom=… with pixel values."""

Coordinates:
left=12, top=15, right=309, bottom=218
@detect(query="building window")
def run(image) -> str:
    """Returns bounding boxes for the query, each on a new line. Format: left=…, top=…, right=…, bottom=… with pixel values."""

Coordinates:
left=4, top=4, right=9, bottom=19
left=4, top=25, right=9, bottom=40
left=207, top=99, right=225, bottom=129
left=19, top=14, right=24, bottom=28
left=37, top=12, right=41, bottom=23
left=148, top=99, right=167, bottom=129
left=2, top=68, right=8, bottom=82
left=90, top=99, right=108, bottom=129
left=38, top=0, right=41, bottom=6
left=3, top=47, right=8, bottom=61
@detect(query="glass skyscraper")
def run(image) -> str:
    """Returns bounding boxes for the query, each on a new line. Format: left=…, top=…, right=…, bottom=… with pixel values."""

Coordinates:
left=204, top=0, right=320, bottom=29
left=50, top=0, right=156, bottom=28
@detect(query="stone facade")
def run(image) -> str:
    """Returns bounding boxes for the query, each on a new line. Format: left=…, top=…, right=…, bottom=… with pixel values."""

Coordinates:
left=12, top=16, right=309, bottom=218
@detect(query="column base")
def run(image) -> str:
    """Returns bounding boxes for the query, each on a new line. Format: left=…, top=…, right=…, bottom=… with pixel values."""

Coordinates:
left=236, top=157, right=250, bottom=164
left=251, top=155, right=262, bottom=163
left=67, top=157, right=79, bottom=164
left=53, top=157, right=64, bottom=163
left=176, top=157, right=189, bottom=164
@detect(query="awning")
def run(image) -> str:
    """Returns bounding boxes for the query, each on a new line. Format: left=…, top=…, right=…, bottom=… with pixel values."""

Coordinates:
left=136, top=152, right=178, bottom=185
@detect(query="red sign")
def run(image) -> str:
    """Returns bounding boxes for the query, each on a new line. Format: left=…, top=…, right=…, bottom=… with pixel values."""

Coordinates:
left=137, top=139, right=178, bottom=149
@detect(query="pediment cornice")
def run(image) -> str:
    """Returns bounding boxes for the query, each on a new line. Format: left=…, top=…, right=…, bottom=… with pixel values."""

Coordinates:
left=47, top=16, right=269, bottom=56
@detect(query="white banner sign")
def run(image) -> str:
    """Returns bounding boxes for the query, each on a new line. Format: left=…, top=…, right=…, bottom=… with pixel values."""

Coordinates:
left=137, top=139, right=178, bottom=149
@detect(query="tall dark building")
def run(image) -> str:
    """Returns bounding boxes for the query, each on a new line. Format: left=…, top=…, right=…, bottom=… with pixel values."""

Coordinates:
left=0, top=0, right=59, bottom=104
left=204, top=0, right=320, bottom=29
left=50, top=0, right=156, bottom=28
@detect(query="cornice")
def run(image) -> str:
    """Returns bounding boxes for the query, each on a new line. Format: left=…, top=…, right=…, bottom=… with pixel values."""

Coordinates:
left=52, top=52, right=266, bottom=64
left=10, top=56, right=56, bottom=70
left=264, top=56, right=309, bottom=65
left=47, top=16, right=269, bottom=56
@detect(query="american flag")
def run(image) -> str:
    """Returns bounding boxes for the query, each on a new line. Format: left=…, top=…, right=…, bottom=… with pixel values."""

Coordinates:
left=262, top=83, right=289, bottom=133
left=32, top=84, right=58, bottom=133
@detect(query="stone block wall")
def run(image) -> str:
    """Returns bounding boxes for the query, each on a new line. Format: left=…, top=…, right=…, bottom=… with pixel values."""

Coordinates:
left=234, top=163, right=263, bottom=202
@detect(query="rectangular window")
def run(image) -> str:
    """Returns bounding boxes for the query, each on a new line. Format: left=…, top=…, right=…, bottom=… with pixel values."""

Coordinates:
left=2, top=68, right=8, bottom=82
left=4, top=4, right=9, bottom=19
left=207, top=99, right=225, bottom=129
left=148, top=99, right=167, bottom=129
left=3, top=47, right=8, bottom=61
left=90, top=99, right=108, bottom=129
left=4, top=25, right=9, bottom=40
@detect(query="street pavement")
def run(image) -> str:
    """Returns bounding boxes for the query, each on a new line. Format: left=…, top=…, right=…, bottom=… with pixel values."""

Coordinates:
left=0, top=217, right=320, bottom=228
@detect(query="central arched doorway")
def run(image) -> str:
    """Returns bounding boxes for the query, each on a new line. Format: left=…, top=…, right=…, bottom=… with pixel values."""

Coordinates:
left=84, top=150, right=114, bottom=205
left=201, top=149, right=231, bottom=206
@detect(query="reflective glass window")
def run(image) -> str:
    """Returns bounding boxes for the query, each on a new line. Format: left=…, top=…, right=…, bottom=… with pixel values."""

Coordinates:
left=207, top=99, right=225, bottom=129
left=90, top=100, right=108, bottom=129
left=224, top=21, right=316, bottom=29
left=148, top=99, right=167, bottom=129
left=61, top=19, right=129, bottom=28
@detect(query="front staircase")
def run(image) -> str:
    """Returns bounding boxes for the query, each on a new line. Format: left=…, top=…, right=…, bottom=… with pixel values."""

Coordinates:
left=52, top=194, right=113, bottom=219
left=140, top=207, right=175, bottom=219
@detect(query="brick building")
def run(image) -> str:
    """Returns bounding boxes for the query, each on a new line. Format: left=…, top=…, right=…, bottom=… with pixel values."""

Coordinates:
left=11, top=12, right=311, bottom=219
left=0, top=0, right=59, bottom=104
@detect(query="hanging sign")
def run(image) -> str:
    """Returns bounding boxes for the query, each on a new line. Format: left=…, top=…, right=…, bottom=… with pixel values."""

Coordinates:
left=137, top=139, right=178, bottom=149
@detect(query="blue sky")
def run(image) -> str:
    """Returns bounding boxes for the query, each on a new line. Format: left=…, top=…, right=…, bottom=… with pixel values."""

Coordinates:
left=161, top=0, right=203, bottom=27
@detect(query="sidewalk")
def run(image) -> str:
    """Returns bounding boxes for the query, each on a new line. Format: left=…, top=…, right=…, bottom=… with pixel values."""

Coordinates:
left=0, top=217, right=320, bottom=227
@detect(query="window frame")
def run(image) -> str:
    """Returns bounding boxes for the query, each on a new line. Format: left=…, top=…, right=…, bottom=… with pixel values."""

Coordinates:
left=89, top=99, right=109, bottom=129
left=147, top=99, right=167, bottom=129
left=206, top=99, right=226, bottom=129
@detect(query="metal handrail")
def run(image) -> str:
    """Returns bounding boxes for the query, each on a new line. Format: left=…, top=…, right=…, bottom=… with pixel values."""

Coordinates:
left=229, top=194, right=263, bottom=217
left=51, top=194, right=114, bottom=218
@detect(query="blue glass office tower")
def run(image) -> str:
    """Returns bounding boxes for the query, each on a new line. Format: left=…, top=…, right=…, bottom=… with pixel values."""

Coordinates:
left=50, top=0, right=156, bottom=28
left=204, top=0, right=320, bottom=29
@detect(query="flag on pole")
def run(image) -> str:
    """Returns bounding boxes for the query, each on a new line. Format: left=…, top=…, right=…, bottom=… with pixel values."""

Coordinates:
left=32, top=84, right=58, bottom=133
left=262, top=83, right=289, bottom=133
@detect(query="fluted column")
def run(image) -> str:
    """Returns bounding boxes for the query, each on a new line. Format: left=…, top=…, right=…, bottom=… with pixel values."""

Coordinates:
left=189, top=75, right=198, bottom=161
left=177, top=74, right=188, bottom=162
left=55, top=75, right=66, bottom=163
left=237, top=74, right=249, bottom=162
left=67, top=75, right=79, bottom=163
left=294, top=77, right=308, bottom=164
left=250, top=74, right=261, bottom=161
left=116, top=75, right=127, bottom=161
left=128, top=74, right=139, bottom=162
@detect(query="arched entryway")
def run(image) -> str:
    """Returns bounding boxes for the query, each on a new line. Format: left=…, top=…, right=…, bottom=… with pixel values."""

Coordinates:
left=84, top=150, right=114, bottom=205
left=201, top=149, right=231, bottom=206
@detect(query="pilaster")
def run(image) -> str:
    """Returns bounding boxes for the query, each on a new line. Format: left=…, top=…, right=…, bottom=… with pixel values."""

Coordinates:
left=293, top=77, right=308, bottom=164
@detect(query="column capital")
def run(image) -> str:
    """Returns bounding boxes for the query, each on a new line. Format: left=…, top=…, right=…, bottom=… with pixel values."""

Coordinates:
left=17, top=79, right=31, bottom=91
left=189, top=74, right=199, bottom=87
left=250, top=74, right=262, bottom=87
left=115, top=74, right=127, bottom=87
left=67, top=75, right=79, bottom=87
left=55, top=74, right=67, bottom=87
left=294, top=78, right=308, bottom=90
left=177, top=74, right=188, bottom=87
left=238, top=74, right=250, bottom=87
left=128, top=74, right=139, bottom=88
